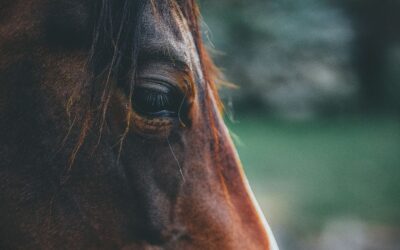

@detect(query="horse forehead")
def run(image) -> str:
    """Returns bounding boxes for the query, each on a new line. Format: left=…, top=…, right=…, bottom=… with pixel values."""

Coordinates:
left=139, top=3, right=202, bottom=77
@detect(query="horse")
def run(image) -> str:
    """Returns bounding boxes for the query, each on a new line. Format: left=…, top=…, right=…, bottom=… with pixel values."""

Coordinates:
left=0, top=0, right=278, bottom=249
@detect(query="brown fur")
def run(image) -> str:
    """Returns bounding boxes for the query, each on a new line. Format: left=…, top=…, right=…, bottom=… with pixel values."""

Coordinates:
left=0, top=0, right=274, bottom=249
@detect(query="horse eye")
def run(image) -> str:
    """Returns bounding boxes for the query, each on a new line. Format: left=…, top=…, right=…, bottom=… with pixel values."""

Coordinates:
left=132, top=80, right=185, bottom=118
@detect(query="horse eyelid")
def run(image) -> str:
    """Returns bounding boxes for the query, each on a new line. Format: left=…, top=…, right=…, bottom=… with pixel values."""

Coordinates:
left=137, top=71, right=191, bottom=96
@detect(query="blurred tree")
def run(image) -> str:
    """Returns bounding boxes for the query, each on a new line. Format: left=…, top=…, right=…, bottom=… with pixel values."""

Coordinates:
left=200, top=0, right=400, bottom=115
left=200, top=0, right=356, bottom=118
left=334, top=0, right=400, bottom=112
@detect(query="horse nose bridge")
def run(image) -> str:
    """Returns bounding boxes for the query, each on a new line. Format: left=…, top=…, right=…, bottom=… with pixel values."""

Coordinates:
left=213, top=111, right=245, bottom=176
left=209, top=114, right=277, bottom=249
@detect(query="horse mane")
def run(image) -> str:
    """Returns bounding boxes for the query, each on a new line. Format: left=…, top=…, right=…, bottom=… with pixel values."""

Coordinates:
left=65, top=0, right=222, bottom=170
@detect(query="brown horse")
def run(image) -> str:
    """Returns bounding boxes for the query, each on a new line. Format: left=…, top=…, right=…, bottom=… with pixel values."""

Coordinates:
left=0, top=0, right=278, bottom=249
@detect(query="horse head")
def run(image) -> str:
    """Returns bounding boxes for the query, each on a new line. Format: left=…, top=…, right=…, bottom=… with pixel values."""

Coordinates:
left=0, top=0, right=278, bottom=249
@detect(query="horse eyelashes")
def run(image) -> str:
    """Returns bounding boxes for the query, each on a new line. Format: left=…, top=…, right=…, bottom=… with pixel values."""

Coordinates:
left=144, top=91, right=171, bottom=110
left=132, top=84, right=184, bottom=118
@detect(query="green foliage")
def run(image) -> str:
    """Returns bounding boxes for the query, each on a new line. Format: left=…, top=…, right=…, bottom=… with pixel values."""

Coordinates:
left=227, top=115, right=400, bottom=230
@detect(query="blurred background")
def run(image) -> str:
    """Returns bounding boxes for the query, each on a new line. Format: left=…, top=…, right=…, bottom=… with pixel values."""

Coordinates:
left=198, top=0, right=400, bottom=249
